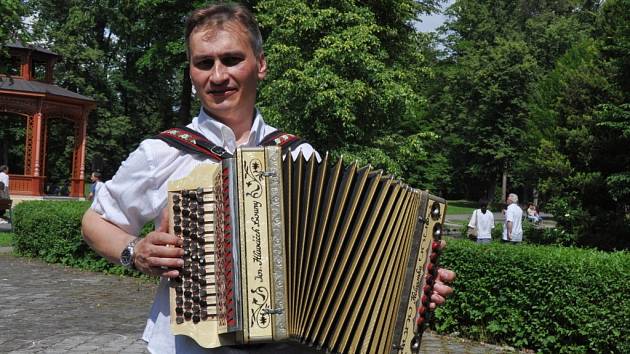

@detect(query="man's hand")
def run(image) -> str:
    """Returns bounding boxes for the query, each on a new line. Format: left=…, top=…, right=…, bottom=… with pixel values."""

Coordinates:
left=430, top=241, right=456, bottom=309
left=133, top=212, right=184, bottom=278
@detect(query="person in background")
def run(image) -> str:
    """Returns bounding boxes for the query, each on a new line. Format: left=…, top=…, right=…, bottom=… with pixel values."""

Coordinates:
left=0, top=165, right=10, bottom=223
left=502, top=193, right=524, bottom=243
left=526, top=202, right=543, bottom=224
left=468, top=199, right=495, bottom=244
left=88, top=172, right=104, bottom=201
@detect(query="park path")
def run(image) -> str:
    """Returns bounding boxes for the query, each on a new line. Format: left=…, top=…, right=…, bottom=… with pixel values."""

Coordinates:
left=0, top=248, right=519, bottom=354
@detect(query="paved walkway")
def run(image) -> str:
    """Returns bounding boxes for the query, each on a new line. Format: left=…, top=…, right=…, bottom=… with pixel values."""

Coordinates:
left=0, top=248, right=517, bottom=353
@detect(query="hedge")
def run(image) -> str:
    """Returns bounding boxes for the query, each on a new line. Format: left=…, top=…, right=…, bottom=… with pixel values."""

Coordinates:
left=11, top=201, right=630, bottom=352
left=12, top=200, right=151, bottom=275
left=435, top=239, right=630, bottom=353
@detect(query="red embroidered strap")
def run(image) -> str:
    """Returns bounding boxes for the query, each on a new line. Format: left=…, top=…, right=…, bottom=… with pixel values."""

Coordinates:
left=156, top=127, right=232, bottom=160
left=155, top=127, right=308, bottom=160
left=260, top=130, right=306, bottom=151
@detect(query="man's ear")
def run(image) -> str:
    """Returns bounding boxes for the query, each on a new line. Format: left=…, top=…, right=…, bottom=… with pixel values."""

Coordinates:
left=257, top=53, right=267, bottom=80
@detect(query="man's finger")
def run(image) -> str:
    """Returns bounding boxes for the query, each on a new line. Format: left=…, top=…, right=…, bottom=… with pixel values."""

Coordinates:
left=438, top=268, right=456, bottom=283
left=144, top=231, right=182, bottom=247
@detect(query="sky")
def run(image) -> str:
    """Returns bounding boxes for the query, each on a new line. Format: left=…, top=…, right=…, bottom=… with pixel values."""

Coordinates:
left=415, top=0, right=454, bottom=33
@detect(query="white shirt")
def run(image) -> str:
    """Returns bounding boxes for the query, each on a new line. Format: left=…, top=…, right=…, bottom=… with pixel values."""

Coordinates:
left=0, top=172, right=8, bottom=189
left=502, top=203, right=523, bottom=242
left=91, top=108, right=317, bottom=353
left=468, top=209, right=494, bottom=239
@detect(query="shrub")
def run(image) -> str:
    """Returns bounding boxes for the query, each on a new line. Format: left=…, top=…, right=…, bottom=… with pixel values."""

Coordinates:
left=12, top=200, right=149, bottom=275
left=435, top=239, right=630, bottom=353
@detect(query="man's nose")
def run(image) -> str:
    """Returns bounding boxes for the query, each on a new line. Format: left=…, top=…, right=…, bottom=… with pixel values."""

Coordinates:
left=210, top=62, right=228, bottom=84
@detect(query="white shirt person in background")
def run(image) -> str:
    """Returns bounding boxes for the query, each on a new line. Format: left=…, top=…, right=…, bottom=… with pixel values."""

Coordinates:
left=502, top=193, right=524, bottom=243
left=468, top=199, right=495, bottom=244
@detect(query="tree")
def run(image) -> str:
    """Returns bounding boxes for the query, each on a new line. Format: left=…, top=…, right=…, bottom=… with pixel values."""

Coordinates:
left=256, top=0, right=447, bottom=189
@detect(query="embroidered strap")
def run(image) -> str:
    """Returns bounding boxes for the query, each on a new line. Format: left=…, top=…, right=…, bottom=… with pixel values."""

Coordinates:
left=155, top=127, right=307, bottom=161
left=156, top=127, right=233, bottom=160
left=259, top=130, right=306, bottom=152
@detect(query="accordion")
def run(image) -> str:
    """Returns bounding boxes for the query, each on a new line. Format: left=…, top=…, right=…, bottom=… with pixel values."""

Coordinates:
left=167, top=147, right=446, bottom=354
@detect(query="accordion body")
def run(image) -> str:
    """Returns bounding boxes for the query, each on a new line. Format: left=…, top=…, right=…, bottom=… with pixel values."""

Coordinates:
left=167, top=147, right=446, bottom=354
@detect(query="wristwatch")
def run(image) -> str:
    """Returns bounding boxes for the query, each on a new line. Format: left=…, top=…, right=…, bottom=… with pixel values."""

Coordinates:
left=120, top=238, right=139, bottom=270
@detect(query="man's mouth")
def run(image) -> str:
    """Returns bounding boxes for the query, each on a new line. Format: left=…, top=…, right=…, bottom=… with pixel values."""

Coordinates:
left=208, top=88, right=236, bottom=96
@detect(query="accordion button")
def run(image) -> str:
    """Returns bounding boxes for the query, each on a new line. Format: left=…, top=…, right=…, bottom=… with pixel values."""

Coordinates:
left=417, top=305, right=426, bottom=315
left=176, top=316, right=184, bottom=324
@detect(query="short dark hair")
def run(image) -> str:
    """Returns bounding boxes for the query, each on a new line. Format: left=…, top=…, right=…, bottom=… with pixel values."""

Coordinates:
left=185, top=3, right=263, bottom=58
left=92, top=172, right=102, bottom=179
left=0, top=165, right=8, bottom=173
left=479, top=199, right=488, bottom=208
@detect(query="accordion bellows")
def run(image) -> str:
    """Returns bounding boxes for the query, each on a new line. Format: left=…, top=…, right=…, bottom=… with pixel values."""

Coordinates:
left=167, top=147, right=446, bottom=354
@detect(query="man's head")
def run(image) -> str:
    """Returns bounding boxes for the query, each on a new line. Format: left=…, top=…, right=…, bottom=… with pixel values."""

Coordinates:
left=0, top=165, right=7, bottom=173
left=185, top=3, right=267, bottom=123
left=507, top=193, right=518, bottom=205
left=185, top=3, right=263, bottom=59
left=91, top=172, right=101, bottom=182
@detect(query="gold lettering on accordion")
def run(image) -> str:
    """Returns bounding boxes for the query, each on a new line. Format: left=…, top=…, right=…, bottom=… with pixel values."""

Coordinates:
left=237, top=148, right=275, bottom=342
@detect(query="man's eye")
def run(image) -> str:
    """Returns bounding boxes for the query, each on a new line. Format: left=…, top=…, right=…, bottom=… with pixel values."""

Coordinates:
left=222, top=56, right=243, bottom=67
left=195, top=59, right=214, bottom=70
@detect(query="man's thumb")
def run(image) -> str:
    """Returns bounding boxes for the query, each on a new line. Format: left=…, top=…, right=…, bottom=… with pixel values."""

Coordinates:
left=157, top=208, right=170, bottom=233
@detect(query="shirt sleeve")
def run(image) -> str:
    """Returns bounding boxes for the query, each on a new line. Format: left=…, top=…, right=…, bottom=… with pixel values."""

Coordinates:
left=91, top=142, right=161, bottom=236
left=468, top=210, right=477, bottom=228
left=506, top=206, right=515, bottom=223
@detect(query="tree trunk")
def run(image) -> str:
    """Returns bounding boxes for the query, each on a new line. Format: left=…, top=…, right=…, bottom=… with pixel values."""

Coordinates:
left=501, top=169, right=507, bottom=202
left=178, top=65, right=192, bottom=126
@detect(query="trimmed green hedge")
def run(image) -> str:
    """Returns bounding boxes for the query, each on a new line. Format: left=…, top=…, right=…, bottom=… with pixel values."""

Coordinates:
left=12, top=200, right=150, bottom=275
left=436, top=239, right=630, bottom=353
left=11, top=201, right=629, bottom=352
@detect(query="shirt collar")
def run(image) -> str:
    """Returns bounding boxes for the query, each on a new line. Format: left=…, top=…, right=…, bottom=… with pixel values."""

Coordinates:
left=194, top=108, right=267, bottom=154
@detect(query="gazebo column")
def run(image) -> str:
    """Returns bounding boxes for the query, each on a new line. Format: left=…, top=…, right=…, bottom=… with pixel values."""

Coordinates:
left=69, top=113, right=88, bottom=198
left=24, top=112, right=46, bottom=195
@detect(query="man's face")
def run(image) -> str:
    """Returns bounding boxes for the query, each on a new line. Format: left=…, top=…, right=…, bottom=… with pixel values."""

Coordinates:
left=90, top=173, right=96, bottom=182
left=188, top=21, right=266, bottom=122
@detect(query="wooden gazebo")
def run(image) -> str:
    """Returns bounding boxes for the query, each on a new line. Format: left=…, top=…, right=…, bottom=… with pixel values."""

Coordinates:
left=0, top=42, right=95, bottom=197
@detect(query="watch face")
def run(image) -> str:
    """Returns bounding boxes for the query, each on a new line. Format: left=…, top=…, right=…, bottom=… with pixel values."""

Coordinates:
left=121, top=248, right=133, bottom=266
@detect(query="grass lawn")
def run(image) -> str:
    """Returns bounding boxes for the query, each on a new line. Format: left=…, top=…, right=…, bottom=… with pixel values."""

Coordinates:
left=0, top=232, right=13, bottom=247
left=447, top=200, right=478, bottom=215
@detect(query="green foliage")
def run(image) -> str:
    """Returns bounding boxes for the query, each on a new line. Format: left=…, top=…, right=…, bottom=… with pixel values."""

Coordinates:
left=256, top=0, right=447, bottom=190
left=11, top=200, right=138, bottom=275
left=436, top=239, right=630, bottom=353
left=0, top=0, right=30, bottom=51
left=0, top=232, right=12, bottom=247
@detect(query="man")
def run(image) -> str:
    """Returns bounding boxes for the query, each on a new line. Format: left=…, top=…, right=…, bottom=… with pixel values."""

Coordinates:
left=82, top=4, right=454, bottom=353
left=468, top=199, right=494, bottom=244
left=87, top=172, right=103, bottom=201
left=0, top=165, right=9, bottom=222
left=502, top=193, right=524, bottom=243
